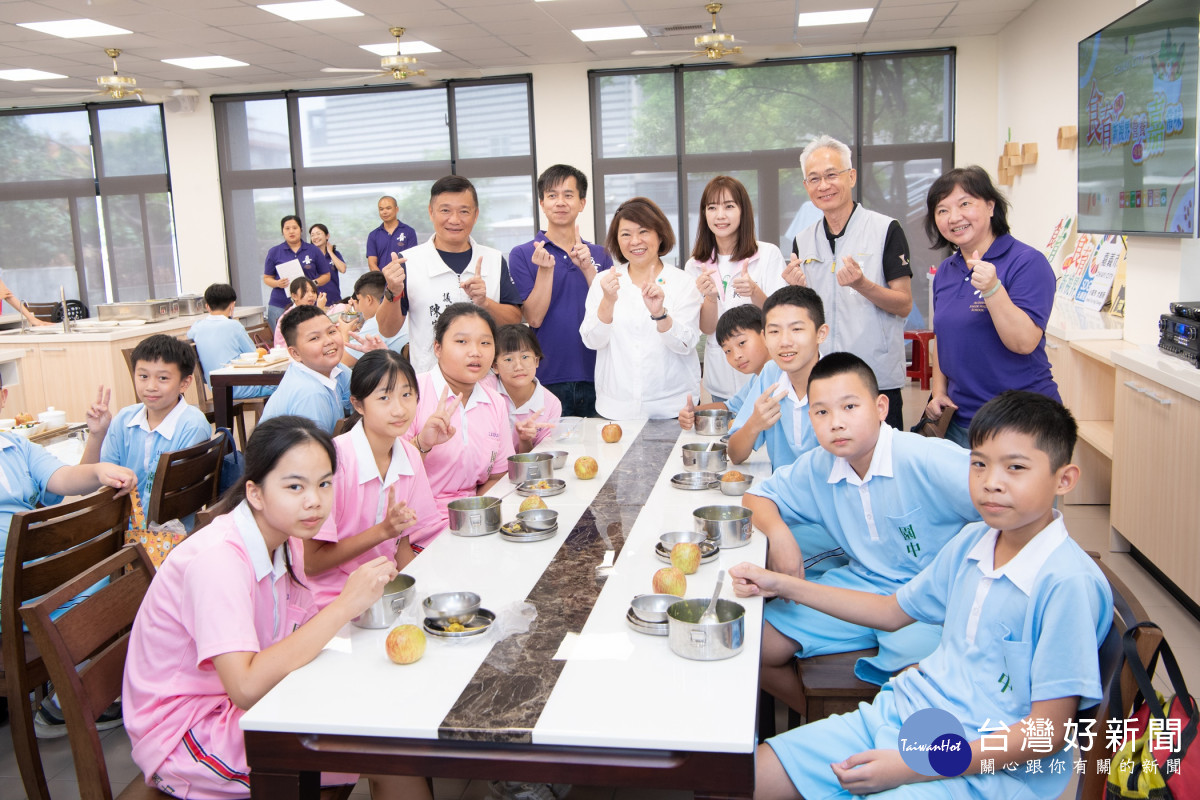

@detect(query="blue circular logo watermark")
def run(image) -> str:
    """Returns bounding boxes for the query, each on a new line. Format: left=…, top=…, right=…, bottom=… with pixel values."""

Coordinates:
left=897, top=708, right=972, bottom=777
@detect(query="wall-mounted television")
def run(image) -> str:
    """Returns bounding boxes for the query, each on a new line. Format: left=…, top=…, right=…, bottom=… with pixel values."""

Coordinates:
left=1078, top=0, right=1198, bottom=236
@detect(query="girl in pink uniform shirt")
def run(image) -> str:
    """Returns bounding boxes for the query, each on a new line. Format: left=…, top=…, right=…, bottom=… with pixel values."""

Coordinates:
left=122, top=416, right=428, bottom=800
left=408, top=303, right=515, bottom=532
left=488, top=324, right=562, bottom=453
left=305, top=351, right=442, bottom=601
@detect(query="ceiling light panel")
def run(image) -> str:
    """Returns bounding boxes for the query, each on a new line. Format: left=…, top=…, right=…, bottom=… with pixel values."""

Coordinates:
left=572, top=25, right=648, bottom=42
left=797, top=9, right=874, bottom=26
left=359, top=41, right=441, bottom=56
left=162, top=56, right=249, bottom=69
left=258, top=1, right=363, bottom=22
left=17, top=19, right=133, bottom=38
left=0, top=69, right=68, bottom=81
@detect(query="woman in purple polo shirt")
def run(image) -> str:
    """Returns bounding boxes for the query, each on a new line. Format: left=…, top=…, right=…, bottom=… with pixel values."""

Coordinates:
left=923, top=166, right=1059, bottom=446
left=262, top=215, right=330, bottom=330
left=309, top=222, right=347, bottom=307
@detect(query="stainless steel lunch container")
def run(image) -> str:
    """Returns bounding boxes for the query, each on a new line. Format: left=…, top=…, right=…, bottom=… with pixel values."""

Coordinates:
left=666, top=598, right=745, bottom=660
left=96, top=299, right=177, bottom=322
left=694, top=409, right=731, bottom=436
left=692, top=505, right=753, bottom=548
left=681, top=443, right=727, bottom=472
left=447, top=497, right=501, bottom=536
left=507, top=452, right=553, bottom=483
left=352, top=574, right=416, bottom=629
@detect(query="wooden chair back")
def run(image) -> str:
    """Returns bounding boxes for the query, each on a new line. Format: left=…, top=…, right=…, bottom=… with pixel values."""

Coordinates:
left=1, top=487, right=133, bottom=800
left=181, top=339, right=215, bottom=416
left=245, top=322, right=273, bottom=350
left=121, top=345, right=139, bottom=395
left=146, top=434, right=228, bottom=526
left=23, top=302, right=61, bottom=323
left=331, top=413, right=360, bottom=437
left=20, top=544, right=163, bottom=800
left=1077, top=554, right=1162, bottom=800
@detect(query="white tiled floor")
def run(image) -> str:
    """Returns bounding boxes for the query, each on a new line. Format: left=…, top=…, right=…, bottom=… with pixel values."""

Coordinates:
left=4, top=390, right=1198, bottom=799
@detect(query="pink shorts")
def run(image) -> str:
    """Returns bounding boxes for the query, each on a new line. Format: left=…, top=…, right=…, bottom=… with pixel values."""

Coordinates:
left=148, top=700, right=357, bottom=798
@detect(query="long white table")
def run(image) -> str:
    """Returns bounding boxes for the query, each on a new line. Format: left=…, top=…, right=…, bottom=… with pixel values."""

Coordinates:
left=240, top=418, right=771, bottom=798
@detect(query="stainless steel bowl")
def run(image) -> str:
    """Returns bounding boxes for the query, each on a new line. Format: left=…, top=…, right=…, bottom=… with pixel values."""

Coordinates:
left=447, top=497, right=501, bottom=536
left=681, top=443, right=728, bottom=472
left=517, top=508, right=559, bottom=531
left=630, top=593, right=679, bottom=624
left=542, top=450, right=568, bottom=469
left=507, top=452, right=553, bottom=483
left=422, top=592, right=482, bottom=625
left=659, top=530, right=708, bottom=551
left=717, top=472, right=754, bottom=496
left=694, top=409, right=732, bottom=436
left=667, top=598, right=745, bottom=660
left=692, top=505, right=753, bottom=548
left=352, top=573, right=416, bottom=629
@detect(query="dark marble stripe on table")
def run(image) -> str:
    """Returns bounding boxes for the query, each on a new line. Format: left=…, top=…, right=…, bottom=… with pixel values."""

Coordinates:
left=438, top=419, right=682, bottom=742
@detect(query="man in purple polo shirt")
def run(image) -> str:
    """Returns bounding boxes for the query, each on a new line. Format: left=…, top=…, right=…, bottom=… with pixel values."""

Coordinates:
left=365, top=195, right=418, bottom=271
left=509, top=165, right=613, bottom=418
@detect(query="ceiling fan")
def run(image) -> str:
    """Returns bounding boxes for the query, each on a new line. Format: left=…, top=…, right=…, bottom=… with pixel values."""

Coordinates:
left=632, top=3, right=800, bottom=63
left=33, top=48, right=161, bottom=102
left=322, top=27, right=433, bottom=83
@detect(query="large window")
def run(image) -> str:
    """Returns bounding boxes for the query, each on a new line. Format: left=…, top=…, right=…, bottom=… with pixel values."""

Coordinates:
left=214, top=78, right=536, bottom=307
left=590, top=50, right=954, bottom=327
left=0, top=104, right=178, bottom=309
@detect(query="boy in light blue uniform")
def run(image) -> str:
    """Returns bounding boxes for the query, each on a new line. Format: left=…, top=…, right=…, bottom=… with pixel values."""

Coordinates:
left=746, top=353, right=978, bottom=707
left=677, top=305, right=769, bottom=428
left=260, top=304, right=351, bottom=433
left=187, top=283, right=275, bottom=399
left=85, top=335, right=212, bottom=505
left=732, top=390, right=1112, bottom=800
left=727, top=287, right=827, bottom=471
left=341, top=271, right=407, bottom=365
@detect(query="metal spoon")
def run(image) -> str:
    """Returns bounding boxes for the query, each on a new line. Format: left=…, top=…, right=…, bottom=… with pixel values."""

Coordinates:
left=698, top=569, right=725, bottom=624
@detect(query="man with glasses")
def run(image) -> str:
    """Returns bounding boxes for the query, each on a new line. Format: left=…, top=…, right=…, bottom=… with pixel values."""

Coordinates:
left=375, top=175, right=523, bottom=374
left=784, top=135, right=913, bottom=429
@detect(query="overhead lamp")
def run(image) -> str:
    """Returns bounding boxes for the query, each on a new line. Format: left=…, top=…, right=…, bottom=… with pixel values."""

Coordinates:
left=0, top=69, right=68, bottom=81
left=17, top=19, right=131, bottom=38
left=258, top=1, right=363, bottom=22
left=796, top=9, right=873, bottom=27
left=573, top=25, right=648, bottom=42
left=162, top=56, right=249, bottom=69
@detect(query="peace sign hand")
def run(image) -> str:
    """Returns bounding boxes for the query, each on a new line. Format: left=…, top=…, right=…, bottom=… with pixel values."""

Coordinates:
left=461, top=257, right=488, bottom=305
left=416, top=386, right=460, bottom=452
left=86, top=384, right=112, bottom=436
left=381, top=485, right=418, bottom=539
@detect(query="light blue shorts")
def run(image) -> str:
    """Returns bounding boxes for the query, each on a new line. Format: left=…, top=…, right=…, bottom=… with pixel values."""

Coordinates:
left=767, top=688, right=1046, bottom=800
left=763, top=566, right=941, bottom=684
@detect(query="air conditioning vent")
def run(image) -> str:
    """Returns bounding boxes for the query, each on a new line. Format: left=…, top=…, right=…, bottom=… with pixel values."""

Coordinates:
left=646, top=22, right=706, bottom=37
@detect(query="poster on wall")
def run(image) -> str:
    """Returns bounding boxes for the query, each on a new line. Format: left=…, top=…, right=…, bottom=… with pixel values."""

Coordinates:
left=1075, top=234, right=1123, bottom=310
left=1043, top=214, right=1076, bottom=267
left=1057, top=233, right=1097, bottom=300
left=1077, top=0, right=1199, bottom=236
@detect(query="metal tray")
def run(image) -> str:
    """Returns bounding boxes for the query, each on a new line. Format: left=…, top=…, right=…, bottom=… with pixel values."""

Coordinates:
left=516, top=478, right=566, bottom=497
left=96, top=299, right=177, bottom=322
left=423, top=608, right=495, bottom=638
left=500, top=520, right=559, bottom=542
left=655, top=540, right=720, bottom=564
left=625, top=607, right=668, bottom=636
left=670, top=471, right=719, bottom=490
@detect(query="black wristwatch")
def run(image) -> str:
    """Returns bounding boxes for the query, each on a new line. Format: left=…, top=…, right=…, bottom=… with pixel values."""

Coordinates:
left=384, top=287, right=403, bottom=302
left=650, top=310, right=669, bottom=321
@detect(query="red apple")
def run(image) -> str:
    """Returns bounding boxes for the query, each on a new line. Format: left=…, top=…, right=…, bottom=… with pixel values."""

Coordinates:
left=652, top=566, right=687, bottom=596
left=671, top=542, right=701, bottom=575
left=385, top=624, right=426, bottom=665
left=601, top=423, right=622, bottom=443
left=574, top=456, right=598, bottom=479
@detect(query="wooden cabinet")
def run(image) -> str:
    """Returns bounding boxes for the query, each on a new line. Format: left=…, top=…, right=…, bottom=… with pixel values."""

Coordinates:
left=1111, top=367, right=1200, bottom=600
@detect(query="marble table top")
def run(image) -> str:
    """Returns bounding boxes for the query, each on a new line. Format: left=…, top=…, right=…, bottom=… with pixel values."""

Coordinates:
left=241, top=418, right=771, bottom=755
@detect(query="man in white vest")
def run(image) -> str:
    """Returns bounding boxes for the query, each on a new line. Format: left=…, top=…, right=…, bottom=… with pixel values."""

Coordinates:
left=376, top=175, right=523, bottom=373
left=783, top=135, right=913, bottom=429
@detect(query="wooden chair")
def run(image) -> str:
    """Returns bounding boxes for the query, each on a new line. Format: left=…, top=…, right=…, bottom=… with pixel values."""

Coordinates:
left=1, top=487, right=133, bottom=800
left=331, top=413, right=360, bottom=437
left=20, top=544, right=165, bottom=799
left=145, top=434, right=228, bottom=526
left=1077, top=554, right=1161, bottom=800
left=121, top=345, right=139, bottom=395
left=792, top=647, right=882, bottom=726
left=245, top=322, right=273, bottom=350
left=182, top=340, right=263, bottom=451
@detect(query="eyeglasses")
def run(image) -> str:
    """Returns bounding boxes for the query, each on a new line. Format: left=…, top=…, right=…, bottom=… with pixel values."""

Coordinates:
left=802, top=168, right=852, bottom=187
left=498, top=353, right=537, bottom=366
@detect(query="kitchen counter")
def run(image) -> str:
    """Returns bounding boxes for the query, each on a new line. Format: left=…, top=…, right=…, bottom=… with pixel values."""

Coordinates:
left=1045, top=300, right=1124, bottom=341
left=1112, top=344, right=1200, bottom=404
left=0, top=306, right=262, bottom=344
